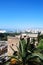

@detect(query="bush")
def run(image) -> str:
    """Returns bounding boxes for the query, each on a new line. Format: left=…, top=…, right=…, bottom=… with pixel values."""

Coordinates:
left=37, top=39, right=43, bottom=50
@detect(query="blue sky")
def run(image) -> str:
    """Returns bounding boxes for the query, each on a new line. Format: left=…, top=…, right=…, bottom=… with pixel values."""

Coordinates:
left=0, top=0, right=43, bottom=30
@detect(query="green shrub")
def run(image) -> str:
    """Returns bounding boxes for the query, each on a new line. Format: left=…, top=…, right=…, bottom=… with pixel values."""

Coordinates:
left=37, top=39, right=43, bottom=50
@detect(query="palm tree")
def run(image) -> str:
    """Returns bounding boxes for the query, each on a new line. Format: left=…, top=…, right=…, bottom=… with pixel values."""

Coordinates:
left=37, top=32, right=41, bottom=43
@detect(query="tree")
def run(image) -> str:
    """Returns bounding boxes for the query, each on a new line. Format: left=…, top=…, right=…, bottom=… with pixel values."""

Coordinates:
left=37, top=32, right=41, bottom=43
left=37, top=39, right=43, bottom=54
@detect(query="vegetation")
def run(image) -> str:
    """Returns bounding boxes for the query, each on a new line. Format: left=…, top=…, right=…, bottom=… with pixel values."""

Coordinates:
left=0, top=32, right=43, bottom=65
left=0, top=32, right=21, bottom=41
left=39, top=34, right=43, bottom=40
left=0, top=33, right=7, bottom=41
left=37, top=39, right=43, bottom=54
left=37, top=39, right=43, bottom=49
left=37, top=32, right=41, bottom=43
left=4, top=38, right=43, bottom=65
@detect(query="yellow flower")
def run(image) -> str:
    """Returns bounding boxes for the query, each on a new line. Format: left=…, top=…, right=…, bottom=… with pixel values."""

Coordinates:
left=10, top=58, right=17, bottom=65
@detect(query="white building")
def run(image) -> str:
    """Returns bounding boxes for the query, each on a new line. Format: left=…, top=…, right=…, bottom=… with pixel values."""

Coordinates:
left=0, top=30, right=6, bottom=33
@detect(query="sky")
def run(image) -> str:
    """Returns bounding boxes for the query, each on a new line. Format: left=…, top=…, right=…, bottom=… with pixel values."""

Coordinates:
left=0, top=0, right=43, bottom=30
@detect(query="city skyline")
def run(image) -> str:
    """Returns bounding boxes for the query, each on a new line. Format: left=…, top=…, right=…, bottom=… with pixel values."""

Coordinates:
left=0, top=0, right=43, bottom=29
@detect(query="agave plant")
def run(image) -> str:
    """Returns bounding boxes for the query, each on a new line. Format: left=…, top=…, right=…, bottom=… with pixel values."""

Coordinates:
left=4, top=37, right=43, bottom=65
left=9, top=38, right=43, bottom=65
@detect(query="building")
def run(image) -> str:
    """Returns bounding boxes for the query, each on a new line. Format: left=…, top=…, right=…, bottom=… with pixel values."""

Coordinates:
left=0, top=30, right=6, bottom=33
left=22, top=33, right=38, bottom=44
left=0, top=41, right=7, bottom=57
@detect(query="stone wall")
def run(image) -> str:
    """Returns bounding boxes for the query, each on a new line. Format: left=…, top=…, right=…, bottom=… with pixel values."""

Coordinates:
left=7, top=36, right=20, bottom=56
